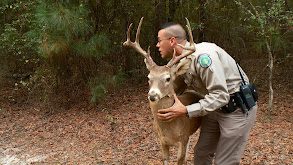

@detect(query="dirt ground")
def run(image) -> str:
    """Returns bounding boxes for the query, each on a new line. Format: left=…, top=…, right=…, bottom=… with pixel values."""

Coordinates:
left=0, top=59, right=292, bottom=164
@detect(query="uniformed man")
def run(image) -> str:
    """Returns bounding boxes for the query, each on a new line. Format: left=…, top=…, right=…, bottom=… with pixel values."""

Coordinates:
left=156, top=22, right=258, bottom=164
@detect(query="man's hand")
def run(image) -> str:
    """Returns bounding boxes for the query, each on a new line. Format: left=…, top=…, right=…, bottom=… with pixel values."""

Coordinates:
left=157, top=94, right=188, bottom=122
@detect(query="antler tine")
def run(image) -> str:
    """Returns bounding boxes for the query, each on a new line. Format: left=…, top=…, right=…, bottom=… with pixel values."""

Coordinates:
left=125, top=23, right=133, bottom=45
left=185, top=17, right=194, bottom=47
left=123, top=17, right=156, bottom=68
left=166, top=18, right=196, bottom=68
left=146, top=46, right=155, bottom=66
left=165, top=48, right=177, bottom=69
left=135, top=17, right=143, bottom=47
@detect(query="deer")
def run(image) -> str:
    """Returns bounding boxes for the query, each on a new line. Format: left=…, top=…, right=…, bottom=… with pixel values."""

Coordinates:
left=123, top=17, right=203, bottom=165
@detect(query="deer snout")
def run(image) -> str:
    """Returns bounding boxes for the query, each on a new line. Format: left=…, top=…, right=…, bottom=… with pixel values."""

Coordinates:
left=149, top=94, right=158, bottom=102
left=148, top=89, right=161, bottom=102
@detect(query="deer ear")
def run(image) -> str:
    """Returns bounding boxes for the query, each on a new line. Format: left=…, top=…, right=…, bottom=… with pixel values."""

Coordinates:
left=171, top=58, right=191, bottom=77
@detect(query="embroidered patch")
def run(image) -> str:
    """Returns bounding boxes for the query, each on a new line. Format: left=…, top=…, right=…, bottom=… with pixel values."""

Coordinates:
left=198, top=54, right=212, bottom=68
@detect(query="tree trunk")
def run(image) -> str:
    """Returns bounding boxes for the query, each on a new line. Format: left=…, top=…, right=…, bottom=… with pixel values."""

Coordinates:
left=198, top=0, right=206, bottom=42
left=244, top=0, right=275, bottom=120
left=154, top=0, right=167, bottom=65
left=265, top=40, right=274, bottom=120
left=168, top=0, right=179, bottom=22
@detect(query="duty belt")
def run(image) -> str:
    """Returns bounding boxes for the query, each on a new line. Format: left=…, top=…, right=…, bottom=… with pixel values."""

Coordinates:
left=220, top=92, right=248, bottom=114
left=222, top=63, right=258, bottom=114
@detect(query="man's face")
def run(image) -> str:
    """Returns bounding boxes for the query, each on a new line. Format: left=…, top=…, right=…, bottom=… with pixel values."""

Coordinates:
left=156, top=29, right=173, bottom=59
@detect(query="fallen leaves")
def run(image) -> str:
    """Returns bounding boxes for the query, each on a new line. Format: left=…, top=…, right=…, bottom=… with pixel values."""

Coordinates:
left=0, top=82, right=292, bottom=164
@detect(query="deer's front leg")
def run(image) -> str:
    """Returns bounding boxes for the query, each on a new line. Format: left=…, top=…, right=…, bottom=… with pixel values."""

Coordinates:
left=161, top=143, right=170, bottom=165
left=177, top=139, right=189, bottom=165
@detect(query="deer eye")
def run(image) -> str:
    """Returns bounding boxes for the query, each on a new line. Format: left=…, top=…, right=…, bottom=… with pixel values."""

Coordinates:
left=166, top=77, right=171, bottom=82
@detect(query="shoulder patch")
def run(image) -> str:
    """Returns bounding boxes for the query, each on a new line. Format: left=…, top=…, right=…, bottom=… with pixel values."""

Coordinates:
left=198, top=53, right=212, bottom=68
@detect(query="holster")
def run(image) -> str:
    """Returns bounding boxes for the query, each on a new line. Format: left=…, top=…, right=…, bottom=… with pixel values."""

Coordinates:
left=220, top=96, right=238, bottom=114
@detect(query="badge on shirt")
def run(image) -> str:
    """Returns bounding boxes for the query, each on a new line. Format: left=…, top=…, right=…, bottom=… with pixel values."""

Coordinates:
left=198, top=53, right=212, bottom=68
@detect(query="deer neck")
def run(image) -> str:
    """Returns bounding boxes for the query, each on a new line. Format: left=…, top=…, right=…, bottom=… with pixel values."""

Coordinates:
left=149, top=92, right=175, bottom=121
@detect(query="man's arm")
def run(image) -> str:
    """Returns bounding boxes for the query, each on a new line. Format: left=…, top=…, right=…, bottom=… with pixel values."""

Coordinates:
left=158, top=52, right=230, bottom=121
left=186, top=52, right=230, bottom=117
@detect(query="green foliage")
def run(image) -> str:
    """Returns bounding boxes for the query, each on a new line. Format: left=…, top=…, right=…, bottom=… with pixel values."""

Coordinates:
left=112, top=67, right=128, bottom=88
left=235, top=0, right=293, bottom=58
left=35, top=1, right=92, bottom=39
left=75, top=33, right=111, bottom=59
left=89, top=66, right=127, bottom=104
left=102, top=108, right=120, bottom=124
left=1, top=0, right=292, bottom=108
left=0, top=0, right=39, bottom=75
left=14, top=80, right=31, bottom=91
left=90, top=84, right=108, bottom=104
left=35, top=0, right=113, bottom=85
left=36, top=0, right=94, bottom=58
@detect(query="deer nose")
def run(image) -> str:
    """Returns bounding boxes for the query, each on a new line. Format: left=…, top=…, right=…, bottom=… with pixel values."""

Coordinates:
left=148, top=88, right=161, bottom=102
left=149, top=94, right=157, bottom=102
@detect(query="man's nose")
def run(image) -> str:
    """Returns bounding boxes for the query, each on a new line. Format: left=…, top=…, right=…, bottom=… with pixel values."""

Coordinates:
left=156, top=42, right=160, bottom=48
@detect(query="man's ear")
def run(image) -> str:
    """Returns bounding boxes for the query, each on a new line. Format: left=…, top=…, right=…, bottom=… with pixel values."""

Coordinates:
left=170, top=37, right=178, bottom=47
left=171, top=58, right=191, bottom=77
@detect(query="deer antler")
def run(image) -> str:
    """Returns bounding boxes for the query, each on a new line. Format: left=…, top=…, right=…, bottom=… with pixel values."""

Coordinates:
left=123, top=17, right=156, bottom=68
left=166, top=18, right=196, bottom=68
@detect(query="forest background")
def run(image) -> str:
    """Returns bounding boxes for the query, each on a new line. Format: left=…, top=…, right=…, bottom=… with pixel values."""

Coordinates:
left=0, top=0, right=292, bottom=108
left=0, top=0, right=292, bottom=164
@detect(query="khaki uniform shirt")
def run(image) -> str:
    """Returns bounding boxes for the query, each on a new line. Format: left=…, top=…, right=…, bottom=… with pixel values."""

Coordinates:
left=182, top=42, right=249, bottom=117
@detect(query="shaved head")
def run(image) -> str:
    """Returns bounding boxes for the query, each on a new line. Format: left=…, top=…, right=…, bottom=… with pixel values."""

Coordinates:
left=157, top=22, right=189, bottom=59
left=159, top=23, right=187, bottom=44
